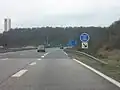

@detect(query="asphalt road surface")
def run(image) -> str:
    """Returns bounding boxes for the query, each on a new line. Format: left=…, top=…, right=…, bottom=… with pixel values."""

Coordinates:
left=0, top=48, right=119, bottom=90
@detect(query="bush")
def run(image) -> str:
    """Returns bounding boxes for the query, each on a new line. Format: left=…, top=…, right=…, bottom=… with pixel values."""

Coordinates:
left=98, top=53, right=108, bottom=59
left=103, top=45, right=113, bottom=51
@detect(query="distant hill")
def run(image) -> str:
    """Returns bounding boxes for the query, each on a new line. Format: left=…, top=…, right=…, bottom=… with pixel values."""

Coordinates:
left=1, top=19, right=120, bottom=55
left=3, top=18, right=120, bottom=53
left=0, top=27, right=107, bottom=50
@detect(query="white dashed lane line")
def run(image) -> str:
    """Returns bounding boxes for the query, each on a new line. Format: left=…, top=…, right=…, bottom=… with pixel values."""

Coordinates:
left=1, top=58, right=8, bottom=60
left=37, top=58, right=42, bottom=61
left=44, top=54, right=47, bottom=56
left=44, top=52, right=49, bottom=56
left=20, top=54, right=24, bottom=55
left=41, top=52, right=50, bottom=58
left=64, top=52, right=68, bottom=56
left=41, top=56, right=44, bottom=58
left=12, top=69, right=28, bottom=77
left=29, top=62, right=36, bottom=66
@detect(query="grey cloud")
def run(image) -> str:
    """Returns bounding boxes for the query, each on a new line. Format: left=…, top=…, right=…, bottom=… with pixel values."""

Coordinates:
left=0, top=0, right=120, bottom=32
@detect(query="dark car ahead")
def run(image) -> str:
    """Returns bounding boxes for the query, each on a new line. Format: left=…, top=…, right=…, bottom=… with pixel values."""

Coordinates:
left=60, top=46, right=64, bottom=49
left=37, top=45, right=45, bottom=52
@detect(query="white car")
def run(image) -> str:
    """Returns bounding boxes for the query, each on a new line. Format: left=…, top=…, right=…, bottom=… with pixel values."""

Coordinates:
left=37, top=45, right=45, bottom=52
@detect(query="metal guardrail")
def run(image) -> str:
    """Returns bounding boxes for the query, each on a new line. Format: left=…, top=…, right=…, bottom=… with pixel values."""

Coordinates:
left=65, top=49, right=108, bottom=65
left=0, top=47, right=36, bottom=53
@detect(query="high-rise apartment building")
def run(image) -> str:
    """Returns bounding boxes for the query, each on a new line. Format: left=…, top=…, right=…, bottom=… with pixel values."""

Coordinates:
left=4, top=18, right=11, bottom=32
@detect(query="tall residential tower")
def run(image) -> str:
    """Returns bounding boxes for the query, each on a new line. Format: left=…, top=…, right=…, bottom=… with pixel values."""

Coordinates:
left=4, top=18, right=11, bottom=32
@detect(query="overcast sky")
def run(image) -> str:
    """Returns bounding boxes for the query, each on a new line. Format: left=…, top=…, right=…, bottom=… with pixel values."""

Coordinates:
left=0, top=0, right=120, bottom=32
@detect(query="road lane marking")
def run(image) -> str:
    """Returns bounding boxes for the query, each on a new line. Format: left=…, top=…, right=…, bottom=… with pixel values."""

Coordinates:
left=37, top=58, right=42, bottom=61
left=3, top=52, right=15, bottom=55
left=8, top=52, right=15, bottom=54
left=12, top=70, right=28, bottom=77
left=1, top=58, right=8, bottom=60
left=64, top=52, right=68, bottom=56
left=2, top=53, right=7, bottom=55
left=44, top=52, right=49, bottom=56
left=29, top=62, right=36, bottom=65
left=41, top=56, right=44, bottom=58
left=73, top=58, right=120, bottom=88
left=44, top=53, right=47, bottom=56
left=20, top=54, right=24, bottom=55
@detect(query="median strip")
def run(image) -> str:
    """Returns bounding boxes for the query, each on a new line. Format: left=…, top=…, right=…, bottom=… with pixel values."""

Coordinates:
left=12, top=69, right=28, bottom=77
left=73, top=58, right=120, bottom=88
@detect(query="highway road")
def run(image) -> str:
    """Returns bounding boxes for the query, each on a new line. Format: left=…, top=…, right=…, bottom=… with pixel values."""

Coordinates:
left=0, top=48, right=119, bottom=90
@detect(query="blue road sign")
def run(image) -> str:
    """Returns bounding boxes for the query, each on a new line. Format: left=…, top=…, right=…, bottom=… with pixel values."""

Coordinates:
left=68, top=40, right=77, bottom=46
left=71, top=40, right=75, bottom=46
left=80, top=33, right=90, bottom=42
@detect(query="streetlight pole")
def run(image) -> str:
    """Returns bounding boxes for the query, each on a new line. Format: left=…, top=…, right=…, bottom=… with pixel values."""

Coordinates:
left=46, top=36, right=48, bottom=45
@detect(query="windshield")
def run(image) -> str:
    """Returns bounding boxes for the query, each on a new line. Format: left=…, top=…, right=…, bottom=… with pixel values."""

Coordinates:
left=0, top=0, right=120, bottom=90
left=38, top=45, right=44, bottom=48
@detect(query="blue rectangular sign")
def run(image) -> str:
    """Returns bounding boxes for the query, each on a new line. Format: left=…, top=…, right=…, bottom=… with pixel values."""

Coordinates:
left=68, top=40, right=77, bottom=46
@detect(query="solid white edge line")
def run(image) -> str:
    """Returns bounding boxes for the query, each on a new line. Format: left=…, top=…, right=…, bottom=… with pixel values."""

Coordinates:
left=29, top=62, right=36, bottom=65
left=12, top=69, right=28, bottom=77
left=73, top=58, right=120, bottom=88
left=64, top=51, right=68, bottom=56
left=37, top=58, right=42, bottom=61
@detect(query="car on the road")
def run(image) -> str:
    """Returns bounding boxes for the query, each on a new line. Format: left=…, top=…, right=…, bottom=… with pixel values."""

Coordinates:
left=60, top=46, right=64, bottom=49
left=37, top=45, right=45, bottom=52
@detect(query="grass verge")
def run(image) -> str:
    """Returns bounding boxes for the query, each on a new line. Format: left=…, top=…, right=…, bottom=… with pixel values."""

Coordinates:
left=66, top=51, right=120, bottom=82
